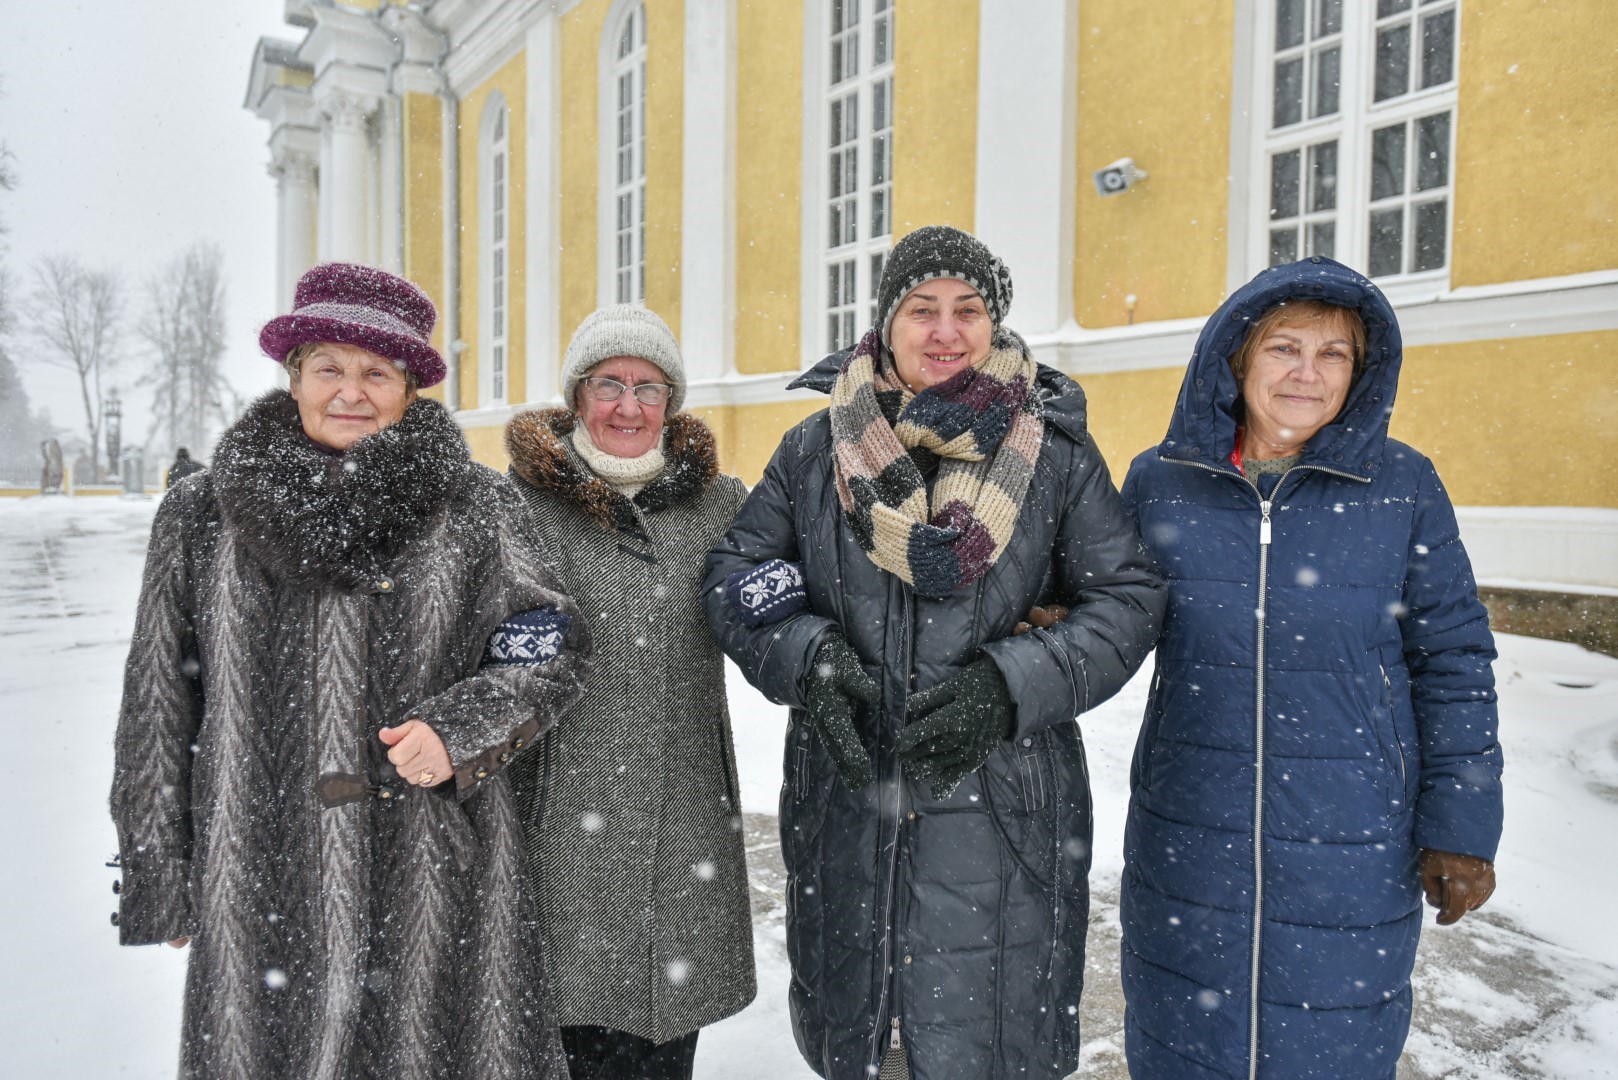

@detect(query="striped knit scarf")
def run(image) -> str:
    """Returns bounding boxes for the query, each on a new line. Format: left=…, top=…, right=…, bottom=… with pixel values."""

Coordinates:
left=830, top=328, right=1043, bottom=597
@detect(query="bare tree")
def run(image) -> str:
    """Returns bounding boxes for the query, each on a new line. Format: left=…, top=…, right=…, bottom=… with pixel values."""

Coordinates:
left=138, top=242, right=232, bottom=459
left=28, top=255, right=123, bottom=480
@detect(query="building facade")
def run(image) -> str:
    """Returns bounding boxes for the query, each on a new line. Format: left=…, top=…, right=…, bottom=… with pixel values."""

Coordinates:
left=246, top=0, right=1618, bottom=587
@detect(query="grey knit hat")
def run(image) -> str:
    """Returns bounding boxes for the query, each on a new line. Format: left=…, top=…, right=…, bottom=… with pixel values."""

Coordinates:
left=876, top=225, right=1014, bottom=349
left=562, top=304, right=687, bottom=412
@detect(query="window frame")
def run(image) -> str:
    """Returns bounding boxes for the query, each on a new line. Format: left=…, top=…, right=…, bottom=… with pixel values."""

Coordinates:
left=1244, top=0, right=1460, bottom=301
left=478, top=92, right=511, bottom=407
left=598, top=0, right=648, bottom=308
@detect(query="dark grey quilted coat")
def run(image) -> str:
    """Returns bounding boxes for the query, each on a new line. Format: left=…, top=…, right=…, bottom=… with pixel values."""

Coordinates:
left=703, top=354, right=1166, bottom=1080
left=505, top=407, right=756, bottom=1043
left=110, top=392, right=589, bottom=1080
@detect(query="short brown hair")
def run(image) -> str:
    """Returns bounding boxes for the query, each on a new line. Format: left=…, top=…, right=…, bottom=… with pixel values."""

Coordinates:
left=1231, top=300, right=1366, bottom=387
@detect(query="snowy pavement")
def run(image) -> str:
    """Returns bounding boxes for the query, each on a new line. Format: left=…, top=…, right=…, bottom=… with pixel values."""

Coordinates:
left=3, top=495, right=1616, bottom=1078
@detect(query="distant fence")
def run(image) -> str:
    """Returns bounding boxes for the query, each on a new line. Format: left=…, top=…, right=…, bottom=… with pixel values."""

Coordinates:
left=0, top=461, right=161, bottom=497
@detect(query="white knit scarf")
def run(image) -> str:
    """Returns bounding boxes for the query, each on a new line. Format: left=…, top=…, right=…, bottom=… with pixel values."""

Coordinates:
left=570, top=424, right=667, bottom=498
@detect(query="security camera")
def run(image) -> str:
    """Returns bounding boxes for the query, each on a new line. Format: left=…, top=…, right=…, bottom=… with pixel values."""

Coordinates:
left=1093, top=157, right=1147, bottom=196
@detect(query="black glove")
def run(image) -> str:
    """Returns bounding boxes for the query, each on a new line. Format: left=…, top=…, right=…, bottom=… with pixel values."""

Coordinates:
left=897, top=656, right=1014, bottom=798
left=805, top=635, right=881, bottom=789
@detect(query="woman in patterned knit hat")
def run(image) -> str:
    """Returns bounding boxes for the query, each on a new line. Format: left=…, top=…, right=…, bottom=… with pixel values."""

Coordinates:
left=110, top=261, right=590, bottom=1079
left=703, top=225, right=1166, bottom=1080
left=503, top=304, right=755, bottom=1080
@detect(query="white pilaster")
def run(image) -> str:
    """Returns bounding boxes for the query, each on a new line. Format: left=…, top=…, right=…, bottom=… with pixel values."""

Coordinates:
left=320, top=92, right=377, bottom=263
left=525, top=11, right=562, bottom=404
left=973, top=0, right=1078, bottom=337
left=680, top=0, right=736, bottom=379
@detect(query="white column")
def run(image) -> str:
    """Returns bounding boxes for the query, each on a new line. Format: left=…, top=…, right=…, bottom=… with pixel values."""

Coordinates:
left=973, top=0, right=1078, bottom=337
left=274, top=153, right=319, bottom=310
left=320, top=92, right=377, bottom=263
left=680, top=0, right=736, bottom=380
left=525, top=11, right=562, bottom=403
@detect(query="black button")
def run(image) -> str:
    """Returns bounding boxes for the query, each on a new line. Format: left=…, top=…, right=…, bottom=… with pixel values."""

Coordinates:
left=112, top=880, right=121, bottom=895
left=110, top=912, right=120, bottom=927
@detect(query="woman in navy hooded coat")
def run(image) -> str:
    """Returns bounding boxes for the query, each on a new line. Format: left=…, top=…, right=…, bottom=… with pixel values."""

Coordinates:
left=1118, top=257, right=1503, bottom=1079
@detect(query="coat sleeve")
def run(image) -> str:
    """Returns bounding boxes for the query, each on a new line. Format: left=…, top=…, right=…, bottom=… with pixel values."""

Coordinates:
left=410, top=486, right=594, bottom=800
left=983, top=441, right=1167, bottom=740
left=109, top=489, right=206, bottom=945
left=703, top=428, right=839, bottom=710
left=1401, top=459, right=1503, bottom=860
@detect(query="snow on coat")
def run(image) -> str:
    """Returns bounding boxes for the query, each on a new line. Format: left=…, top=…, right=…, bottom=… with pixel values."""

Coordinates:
left=704, top=351, right=1166, bottom=1080
left=110, top=392, right=591, bottom=1080
left=1119, top=257, right=1504, bottom=1080
left=503, top=407, right=757, bottom=1043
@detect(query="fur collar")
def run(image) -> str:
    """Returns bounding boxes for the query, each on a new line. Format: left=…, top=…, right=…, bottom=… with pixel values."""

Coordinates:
left=505, top=408, right=718, bottom=529
left=211, top=391, right=473, bottom=589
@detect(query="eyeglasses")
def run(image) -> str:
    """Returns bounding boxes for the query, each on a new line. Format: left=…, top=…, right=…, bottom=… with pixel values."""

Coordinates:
left=580, top=376, right=673, bottom=406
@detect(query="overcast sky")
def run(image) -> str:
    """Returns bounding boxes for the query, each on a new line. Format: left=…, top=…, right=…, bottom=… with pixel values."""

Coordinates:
left=0, top=1, right=294, bottom=449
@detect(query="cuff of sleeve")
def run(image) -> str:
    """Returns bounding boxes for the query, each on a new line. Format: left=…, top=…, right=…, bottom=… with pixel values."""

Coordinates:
left=982, top=631, right=1086, bottom=740
left=116, top=851, right=194, bottom=946
left=452, top=714, right=545, bottom=800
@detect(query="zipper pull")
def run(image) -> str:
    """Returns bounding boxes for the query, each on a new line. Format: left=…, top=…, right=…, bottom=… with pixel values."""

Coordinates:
left=1259, top=500, right=1273, bottom=546
left=890, top=1016, right=902, bottom=1049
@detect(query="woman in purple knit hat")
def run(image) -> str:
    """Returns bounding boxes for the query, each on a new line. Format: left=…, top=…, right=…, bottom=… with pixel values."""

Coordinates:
left=109, top=262, right=591, bottom=1079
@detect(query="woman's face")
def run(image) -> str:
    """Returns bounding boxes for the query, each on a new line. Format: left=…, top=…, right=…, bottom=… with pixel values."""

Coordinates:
left=289, top=343, right=415, bottom=451
left=1240, top=316, right=1356, bottom=452
left=889, top=279, right=993, bottom=392
left=575, top=355, right=669, bottom=458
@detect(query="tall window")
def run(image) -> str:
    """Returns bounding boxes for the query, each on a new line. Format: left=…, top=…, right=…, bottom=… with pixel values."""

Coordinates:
left=1257, top=0, right=1458, bottom=285
left=482, top=97, right=510, bottom=404
left=609, top=3, right=647, bottom=304
left=823, top=0, right=894, bottom=352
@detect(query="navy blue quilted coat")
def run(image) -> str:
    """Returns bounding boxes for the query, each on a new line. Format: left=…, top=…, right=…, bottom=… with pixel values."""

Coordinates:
left=705, top=355, right=1165, bottom=1080
left=1118, top=258, right=1504, bottom=1079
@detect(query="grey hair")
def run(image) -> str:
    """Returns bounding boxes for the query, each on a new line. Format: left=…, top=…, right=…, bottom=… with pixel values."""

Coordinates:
left=283, top=343, right=418, bottom=392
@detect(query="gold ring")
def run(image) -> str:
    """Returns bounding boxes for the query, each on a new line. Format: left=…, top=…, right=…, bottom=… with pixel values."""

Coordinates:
left=417, top=771, right=435, bottom=787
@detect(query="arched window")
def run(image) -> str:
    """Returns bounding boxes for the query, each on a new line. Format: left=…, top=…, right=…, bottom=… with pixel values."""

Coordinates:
left=480, top=95, right=510, bottom=404
left=601, top=1, right=647, bottom=305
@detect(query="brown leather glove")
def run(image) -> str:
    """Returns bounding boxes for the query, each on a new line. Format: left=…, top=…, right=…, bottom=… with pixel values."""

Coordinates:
left=1419, top=848, right=1496, bottom=925
left=1013, top=604, right=1070, bottom=635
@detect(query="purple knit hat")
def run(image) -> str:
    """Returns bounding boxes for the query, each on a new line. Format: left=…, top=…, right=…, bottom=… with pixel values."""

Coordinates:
left=259, top=263, right=446, bottom=388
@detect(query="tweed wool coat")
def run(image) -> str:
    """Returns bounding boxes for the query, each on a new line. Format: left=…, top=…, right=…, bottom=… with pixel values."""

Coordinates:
left=703, top=352, right=1166, bottom=1080
left=110, top=392, right=590, bottom=1080
left=505, top=408, right=756, bottom=1043
left=1118, top=258, right=1503, bottom=1079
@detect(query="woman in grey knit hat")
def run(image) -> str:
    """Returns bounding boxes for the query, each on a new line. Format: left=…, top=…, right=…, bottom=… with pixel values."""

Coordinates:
left=503, top=304, right=756, bottom=1080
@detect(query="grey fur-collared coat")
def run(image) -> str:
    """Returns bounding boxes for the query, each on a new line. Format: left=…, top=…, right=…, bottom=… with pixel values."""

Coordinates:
left=110, top=392, right=590, bottom=1080
left=504, top=407, right=756, bottom=1044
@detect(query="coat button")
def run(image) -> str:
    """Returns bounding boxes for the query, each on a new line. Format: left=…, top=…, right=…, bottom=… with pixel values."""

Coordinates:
left=112, top=880, right=121, bottom=894
left=512, top=739, right=525, bottom=750
left=378, top=787, right=394, bottom=800
left=376, top=577, right=394, bottom=592
left=110, top=912, right=120, bottom=927
left=903, top=954, right=912, bottom=965
left=1022, top=737, right=1033, bottom=747
left=475, top=768, right=490, bottom=780
left=498, top=752, right=512, bottom=764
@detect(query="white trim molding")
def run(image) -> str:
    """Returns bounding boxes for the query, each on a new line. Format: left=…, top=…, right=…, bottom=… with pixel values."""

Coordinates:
left=680, top=0, right=737, bottom=382
left=1458, top=506, right=1618, bottom=589
left=525, top=10, right=563, bottom=406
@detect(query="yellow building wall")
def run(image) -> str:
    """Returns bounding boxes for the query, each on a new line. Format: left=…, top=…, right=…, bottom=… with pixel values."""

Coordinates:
left=1069, top=367, right=1187, bottom=479
left=691, top=398, right=826, bottom=486
left=645, top=0, right=685, bottom=336
left=1452, top=0, right=1618, bottom=286
left=457, top=53, right=529, bottom=410
left=734, top=0, right=803, bottom=376
left=891, top=0, right=978, bottom=233
left=403, top=92, right=446, bottom=402
left=1074, top=1, right=1232, bottom=328
left=1393, top=331, right=1618, bottom=507
left=462, top=423, right=512, bottom=471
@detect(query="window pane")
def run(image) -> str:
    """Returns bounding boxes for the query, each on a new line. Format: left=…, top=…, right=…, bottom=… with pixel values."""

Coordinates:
left=1416, top=112, right=1450, bottom=190
left=872, top=189, right=886, bottom=238
left=1369, top=207, right=1404, bottom=276
left=870, top=252, right=885, bottom=299
left=828, top=204, right=843, bottom=248
left=1375, top=23, right=1411, bottom=102
left=1377, top=0, right=1412, bottom=15
left=1270, top=227, right=1299, bottom=266
left=832, top=0, right=846, bottom=34
left=1311, top=44, right=1340, bottom=117
left=1308, top=140, right=1338, bottom=211
left=874, top=14, right=890, bottom=66
left=1275, top=0, right=1306, bottom=49
left=872, top=134, right=888, bottom=185
left=1315, top=0, right=1342, bottom=36
left=1273, top=57, right=1303, bottom=127
left=1371, top=122, right=1407, bottom=201
left=1270, top=149, right=1300, bottom=219
left=1308, top=220, right=1336, bottom=259
left=1420, top=9, right=1456, bottom=89
left=1414, top=199, right=1447, bottom=271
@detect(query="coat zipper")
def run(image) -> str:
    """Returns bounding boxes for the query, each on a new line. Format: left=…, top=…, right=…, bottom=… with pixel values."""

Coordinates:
left=1381, top=664, right=1406, bottom=793
left=872, top=584, right=911, bottom=1071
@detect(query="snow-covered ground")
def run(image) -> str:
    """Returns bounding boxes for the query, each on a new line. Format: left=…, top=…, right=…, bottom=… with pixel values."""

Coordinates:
left=3, top=495, right=1615, bottom=1078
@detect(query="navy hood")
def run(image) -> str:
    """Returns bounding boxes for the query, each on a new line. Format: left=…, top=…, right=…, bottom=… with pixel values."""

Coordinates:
left=1160, top=257, right=1401, bottom=480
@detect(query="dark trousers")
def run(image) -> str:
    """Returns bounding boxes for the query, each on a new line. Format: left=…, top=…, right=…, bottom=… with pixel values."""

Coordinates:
left=560, top=1025, right=699, bottom=1080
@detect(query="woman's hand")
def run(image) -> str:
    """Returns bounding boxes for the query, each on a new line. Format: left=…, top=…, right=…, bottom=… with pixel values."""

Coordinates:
left=1013, top=603, right=1070, bottom=635
left=1419, top=849, right=1496, bottom=925
left=379, top=719, right=453, bottom=790
left=168, top=937, right=190, bottom=949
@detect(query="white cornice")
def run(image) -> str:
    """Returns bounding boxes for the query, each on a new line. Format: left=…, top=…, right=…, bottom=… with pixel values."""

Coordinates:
left=440, top=1, right=545, bottom=93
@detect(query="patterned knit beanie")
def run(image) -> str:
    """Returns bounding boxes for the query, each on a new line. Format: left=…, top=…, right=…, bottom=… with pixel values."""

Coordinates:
left=876, top=225, right=1014, bottom=349
left=562, top=304, right=687, bottom=413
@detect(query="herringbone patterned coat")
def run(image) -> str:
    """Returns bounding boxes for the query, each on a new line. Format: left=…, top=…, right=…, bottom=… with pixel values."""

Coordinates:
left=110, top=393, right=589, bottom=1080
left=505, top=408, right=756, bottom=1043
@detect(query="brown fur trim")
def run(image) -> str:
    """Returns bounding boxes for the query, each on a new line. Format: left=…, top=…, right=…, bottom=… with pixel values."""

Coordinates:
left=505, top=408, right=719, bottom=530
